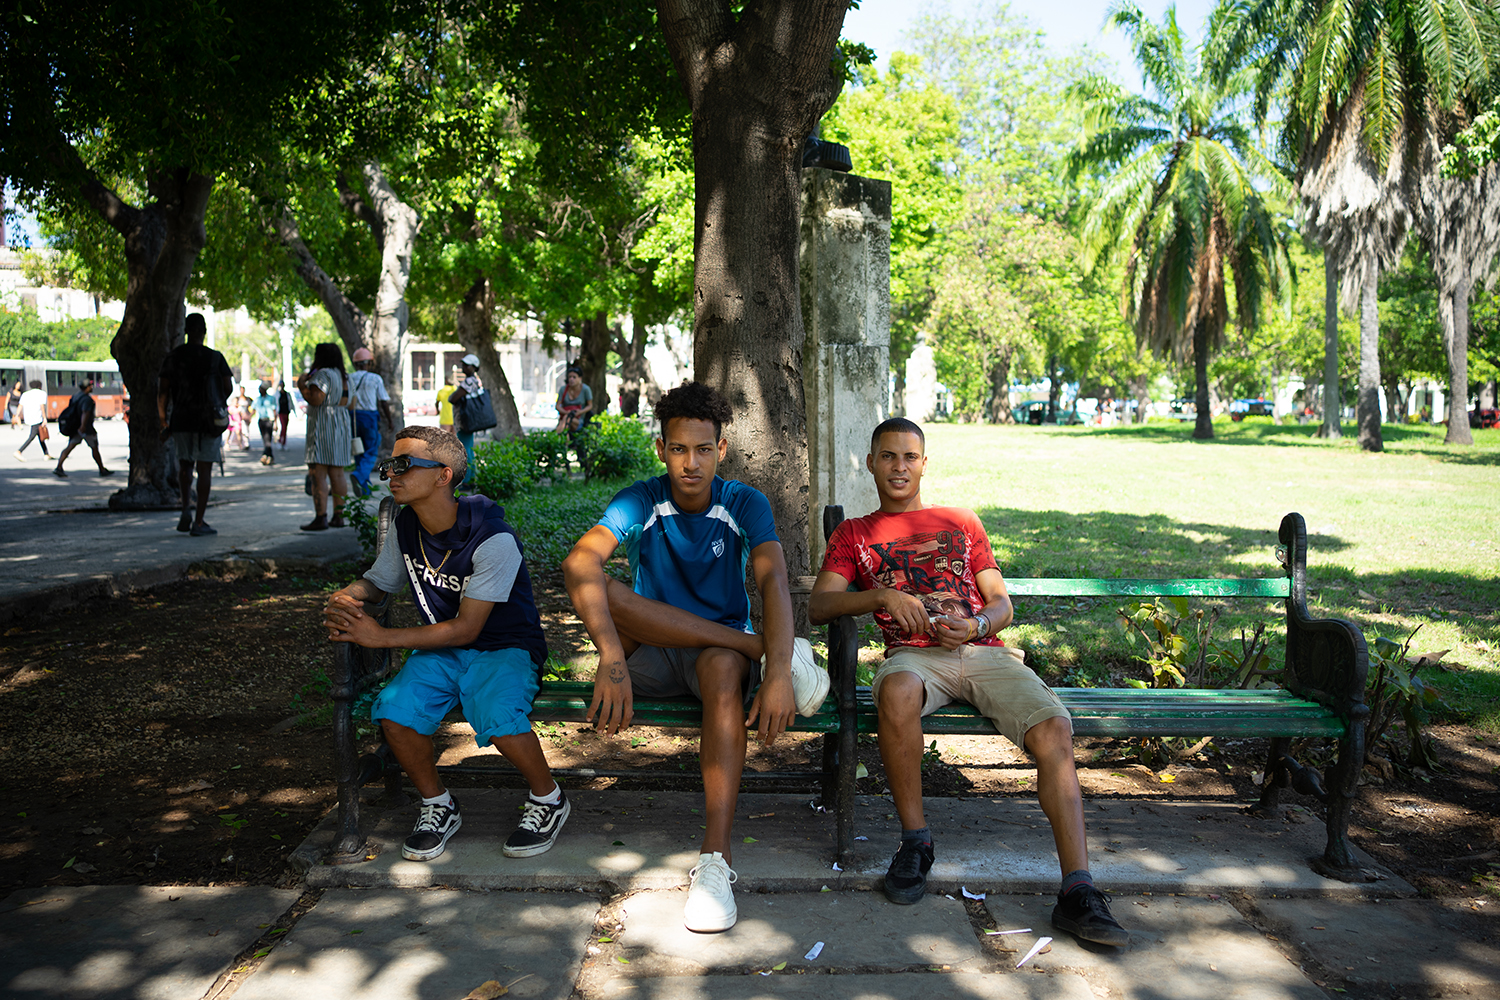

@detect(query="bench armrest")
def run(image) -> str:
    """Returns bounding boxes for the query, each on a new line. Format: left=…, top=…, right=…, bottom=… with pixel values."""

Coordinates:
left=1279, top=512, right=1370, bottom=724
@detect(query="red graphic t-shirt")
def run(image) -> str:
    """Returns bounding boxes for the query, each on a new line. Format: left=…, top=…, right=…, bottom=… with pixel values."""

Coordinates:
left=820, top=505, right=1005, bottom=652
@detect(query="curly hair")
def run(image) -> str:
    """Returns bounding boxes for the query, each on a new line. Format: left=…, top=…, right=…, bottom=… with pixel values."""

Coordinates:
left=654, top=381, right=734, bottom=440
left=394, top=425, right=468, bottom=487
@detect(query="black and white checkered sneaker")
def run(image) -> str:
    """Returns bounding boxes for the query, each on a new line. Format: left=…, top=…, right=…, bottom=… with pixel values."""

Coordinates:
left=503, top=790, right=571, bottom=858
left=402, top=795, right=462, bottom=861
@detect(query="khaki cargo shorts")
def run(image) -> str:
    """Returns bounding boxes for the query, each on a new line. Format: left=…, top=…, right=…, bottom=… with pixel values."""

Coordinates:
left=871, top=643, right=1070, bottom=749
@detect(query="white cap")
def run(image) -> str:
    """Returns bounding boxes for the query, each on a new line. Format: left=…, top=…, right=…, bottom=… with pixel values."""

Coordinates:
left=461, top=353, right=480, bottom=367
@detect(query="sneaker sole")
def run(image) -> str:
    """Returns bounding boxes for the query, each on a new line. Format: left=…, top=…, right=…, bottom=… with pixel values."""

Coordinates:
left=401, top=814, right=462, bottom=861
left=883, top=879, right=927, bottom=905
left=1051, top=909, right=1130, bottom=947
left=502, top=798, right=571, bottom=858
left=684, top=903, right=737, bottom=933
left=764, top=637, right=832, bottom=717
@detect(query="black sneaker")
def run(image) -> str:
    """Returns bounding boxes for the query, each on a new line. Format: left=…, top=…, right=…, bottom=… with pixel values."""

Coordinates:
left=176, top=511, right=192, bottom=532
left=402, top=796, right=462, bottom=861
left=883, top=838, right=934, bottom=904
left=503, top=790, right=570, bottom=858
left=1052, top=885, right=1130, bottom=946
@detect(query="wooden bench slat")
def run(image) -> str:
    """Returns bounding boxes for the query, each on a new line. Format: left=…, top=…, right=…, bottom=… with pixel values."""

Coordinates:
left=1006, top=578, right=1291, bottom=598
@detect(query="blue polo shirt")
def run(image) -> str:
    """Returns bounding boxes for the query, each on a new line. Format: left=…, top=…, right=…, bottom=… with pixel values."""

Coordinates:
left=597, top=475, right=780, bottom=632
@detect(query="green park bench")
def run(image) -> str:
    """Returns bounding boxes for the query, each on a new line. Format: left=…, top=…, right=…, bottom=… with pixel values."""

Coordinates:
left=328, top=501, right=1371, bottom=883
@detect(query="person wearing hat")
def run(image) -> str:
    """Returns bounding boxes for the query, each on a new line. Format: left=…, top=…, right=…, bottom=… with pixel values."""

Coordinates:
left=52, top=379, right=113, bottom=478
left=348, top=346, right=394, bottom=494
left=446, top=353, right=484, bottom=486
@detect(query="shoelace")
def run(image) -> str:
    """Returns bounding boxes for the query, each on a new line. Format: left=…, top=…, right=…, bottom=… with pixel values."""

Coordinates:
left=689, top=857, right=738, bottom=893
left=889, top=842, right=928, bottom=878
left=515, top=798, right=557, bottom=833
left=414, top=801, right=453, bottom=833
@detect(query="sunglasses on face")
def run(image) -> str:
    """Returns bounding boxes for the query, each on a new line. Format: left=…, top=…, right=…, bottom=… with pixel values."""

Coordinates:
left=376, top=455, right=448, bottom=480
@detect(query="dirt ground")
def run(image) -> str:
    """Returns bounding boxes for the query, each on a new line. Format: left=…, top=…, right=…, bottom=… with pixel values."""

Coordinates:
left=2, top=565, right=1498, bottom=899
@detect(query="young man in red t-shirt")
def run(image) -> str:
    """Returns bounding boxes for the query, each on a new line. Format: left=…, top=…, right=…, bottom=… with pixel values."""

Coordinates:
left=809, top=417, right=1128, bottom=947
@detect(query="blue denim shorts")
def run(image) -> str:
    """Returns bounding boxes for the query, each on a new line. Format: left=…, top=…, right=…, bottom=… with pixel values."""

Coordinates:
left=371, top=646, right=541, bottom=745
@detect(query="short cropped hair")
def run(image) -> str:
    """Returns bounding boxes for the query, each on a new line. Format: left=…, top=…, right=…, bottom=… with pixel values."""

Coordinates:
left=28, top=380, right=42, bottom=389
left=395, top=425, right=468, bottom=486
left=870, top=416, right=925, bottom=453
left=654, top=381, right=734, bottom=440
left=185, top=313, right=207, bottom=341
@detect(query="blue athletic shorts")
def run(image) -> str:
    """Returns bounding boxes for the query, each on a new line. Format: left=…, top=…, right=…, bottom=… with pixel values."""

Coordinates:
left=370, top=646, right=540, bottom=745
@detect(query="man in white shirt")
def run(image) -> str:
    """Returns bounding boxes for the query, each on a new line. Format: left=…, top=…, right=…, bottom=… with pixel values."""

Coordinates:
left=13, top=381, right=51, bottom=461
left=348, top=347, right=394, bottom=494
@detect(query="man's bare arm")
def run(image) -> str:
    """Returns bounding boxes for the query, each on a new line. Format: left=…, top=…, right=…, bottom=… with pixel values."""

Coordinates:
left=745, top=540, right=796, bottom=745
left=809, top=570, right=930, bottom=637
left=562, top=525, right=634, bottom=734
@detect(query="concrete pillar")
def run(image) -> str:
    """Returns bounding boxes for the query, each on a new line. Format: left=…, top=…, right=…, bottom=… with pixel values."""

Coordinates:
left=905, top=337, right=939, bottom=422
left=800, top=168, right=892, bottom=567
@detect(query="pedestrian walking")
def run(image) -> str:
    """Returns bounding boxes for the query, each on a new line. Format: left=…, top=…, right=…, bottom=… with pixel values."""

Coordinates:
left=12, top=380, right=50, bottom=461
left=447, top=354, right=486, bottom=486
left=436, top=369, right=457, bottom=435
left=227, top=386, right=248, bottom=450
left=297, top=342, right=353, bottom=531
left=158, top=312, right=233, bottom=537
left=277, top=381, right=292, bottom=447
left=51, top=380, right=113, bottom=477
left=4, top=381, right=21, bottom=425
left=348, top=346, right=394, bottom=494
left=253, top=382, right=278, bottom=465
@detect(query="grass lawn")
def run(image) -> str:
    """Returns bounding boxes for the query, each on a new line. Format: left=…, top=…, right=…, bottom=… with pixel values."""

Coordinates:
left=916, top=419, right=1500, bottom=729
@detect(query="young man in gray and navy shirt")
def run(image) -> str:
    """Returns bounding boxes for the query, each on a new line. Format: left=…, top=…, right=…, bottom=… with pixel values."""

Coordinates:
left=322, top=425, right=567, bottom=861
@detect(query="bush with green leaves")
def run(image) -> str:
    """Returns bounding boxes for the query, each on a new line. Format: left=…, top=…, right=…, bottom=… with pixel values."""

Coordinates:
left=579, top=415, right=662, bottom=480
left=471, top=436, right=537, bottom=500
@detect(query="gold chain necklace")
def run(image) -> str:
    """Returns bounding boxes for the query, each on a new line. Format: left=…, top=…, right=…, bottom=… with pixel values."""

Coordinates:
left=419, top=533, right=450, bottom=575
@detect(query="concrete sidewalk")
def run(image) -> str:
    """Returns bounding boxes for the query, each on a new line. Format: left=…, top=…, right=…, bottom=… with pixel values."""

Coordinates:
left=5, top=789, right=1498, bottom=1000
left=0, top=417, right=361, bottom=622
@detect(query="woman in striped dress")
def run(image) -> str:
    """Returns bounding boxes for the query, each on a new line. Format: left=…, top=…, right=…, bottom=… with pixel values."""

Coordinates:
left=297, top=342, right=353, bottom=531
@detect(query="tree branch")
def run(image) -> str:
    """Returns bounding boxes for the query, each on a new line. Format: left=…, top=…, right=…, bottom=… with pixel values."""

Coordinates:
left=273, top=212, right=371, bottom=349
left=336, top=170, right=385, bottom=250
left=43, top=131, right=140, bottom=238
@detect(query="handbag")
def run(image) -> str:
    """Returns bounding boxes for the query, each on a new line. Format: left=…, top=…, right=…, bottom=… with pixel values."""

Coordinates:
left=349, top=408, right=364, bottom=456
left=37, top=423, right=49, bottom=442
left=456, top=389, right=497, bottom=434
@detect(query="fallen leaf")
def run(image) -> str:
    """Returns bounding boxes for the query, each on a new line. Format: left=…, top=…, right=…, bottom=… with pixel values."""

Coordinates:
left=855, top=763, right=869, bottom=779
left=615, top=956, right=630, bottom=965
left=461, top=981, right=508, bottom=1000
left=1357, top=589, right=1379, bottom=602
left=1157, top=773, right=1176, bottom=783
left=772, top=962, right=787, bottom=971
left=596, top=936, right=612, bottom=943
left=743, top=837, right=758, bottom=844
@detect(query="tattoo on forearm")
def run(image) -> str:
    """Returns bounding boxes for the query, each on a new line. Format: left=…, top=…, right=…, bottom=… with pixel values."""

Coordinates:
left=608, top=665, right=626, bottom=684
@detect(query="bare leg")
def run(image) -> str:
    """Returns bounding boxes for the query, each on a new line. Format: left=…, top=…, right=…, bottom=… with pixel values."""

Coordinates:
left=1025, top=716, right=1089, bottom=875
left=310, top=466, right=329, bottom=518
left=328, top=465, right=349, bottom=522
left=89, top=441, right=108, bottom=471
left=54, top=440, right=79, bottom=469
left=492, top=731, right=557, bottom=798
left=193, top=461, right=212, bottom=525
left=876, top=671, right=928, bottom=831
left=696, top=648, right=752, bottom=862
left=178, top=460, right=194, bottom=510
left=382, top=719, right=444, bottom=799
left=605, top=578, right=764, bottom=660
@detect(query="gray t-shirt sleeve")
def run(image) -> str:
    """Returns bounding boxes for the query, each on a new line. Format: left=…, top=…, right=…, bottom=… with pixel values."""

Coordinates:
left=363, top=535, right=409, bottom=596
left=464, top=533, right=522, bottom=603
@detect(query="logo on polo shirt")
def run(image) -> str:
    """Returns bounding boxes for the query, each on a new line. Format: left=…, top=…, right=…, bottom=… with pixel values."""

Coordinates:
left=711, top=538, right=725, bottom=558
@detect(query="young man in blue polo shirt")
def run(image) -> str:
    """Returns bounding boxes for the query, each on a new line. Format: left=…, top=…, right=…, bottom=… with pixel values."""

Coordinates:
left=322, top=425, right=567, bottom=861
left=563, top=382, right=829, bottom=933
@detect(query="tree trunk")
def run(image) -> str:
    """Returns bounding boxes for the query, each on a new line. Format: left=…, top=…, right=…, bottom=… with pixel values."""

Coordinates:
left=1192, top=320, right=1214, bottom=440
left=360, top=162, right=417, bottom=438
left=658, top=0, right=849, bottom=587
left=101, top=167, right=214, bottom=508
left=1442, top=278, right=1475, bottom=445
left=1134, top=373, right=1150, bottom=424
left=1321, top=265, right=1342, bottom=439
left=615, top=314, right=659, bottom=417
left=455, top=276, right=523, bottom=439
left=985, top=346, right=1013, bottom=423
left=578, top=310, right=610, bottom=418
left=1045, top=351, right=1059, bottom=422
left=1355, top=268, right=1383, bottom=452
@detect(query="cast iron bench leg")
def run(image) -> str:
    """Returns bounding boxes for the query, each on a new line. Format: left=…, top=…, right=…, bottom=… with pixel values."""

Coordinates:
left=1313, top=713, right=1370, bottom=880
left=328, top=642, right=366, bottom=862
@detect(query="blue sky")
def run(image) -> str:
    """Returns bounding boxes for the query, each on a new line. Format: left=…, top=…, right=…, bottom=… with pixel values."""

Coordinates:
left=843, top=0, right=1219, bottom=88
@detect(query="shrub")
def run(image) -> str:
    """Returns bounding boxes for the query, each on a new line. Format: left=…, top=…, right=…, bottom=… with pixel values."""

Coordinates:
left=471, top=435, right=535, bottom=500
left=579, top=415, right=661, bottom=480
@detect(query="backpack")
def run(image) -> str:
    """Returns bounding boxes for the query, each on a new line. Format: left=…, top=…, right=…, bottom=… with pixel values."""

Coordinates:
left=171, top=346, right=229, bottom=432
left=57, top=394, right=83, bottom=437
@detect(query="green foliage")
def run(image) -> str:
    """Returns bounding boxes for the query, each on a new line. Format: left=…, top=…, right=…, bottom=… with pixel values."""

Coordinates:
left=343, top=490, right=383, bottom=563
left=579, top=415, right=662, bottom=481
left=1367, top=627, right=1445, bottom=770
left=1116, top=596, right=1275, bottom=690
left=504, top=476, right=634, bottom=573
left=0, top=305, right=116, bottom=362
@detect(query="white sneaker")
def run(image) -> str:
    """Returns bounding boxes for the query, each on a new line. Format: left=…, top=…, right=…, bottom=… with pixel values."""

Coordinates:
left=762, top=637, right=831, bottom=716
left=684, top=851, right=738, bottom=932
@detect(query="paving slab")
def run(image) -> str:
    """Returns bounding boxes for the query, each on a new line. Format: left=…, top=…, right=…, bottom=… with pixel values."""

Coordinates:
left=984, top=892, right=1321, bottom=999
left=1253, top=896, right=1500, bottom=994
left=0, top=885, right=299, bottom=1000
left=294, top=789, right=1405, bottom=897
left=613, top=890, right=981, bottom=970
left=234, top=887, right=599, bottom=1000
left=597, top=971, right=1097, bottom=1000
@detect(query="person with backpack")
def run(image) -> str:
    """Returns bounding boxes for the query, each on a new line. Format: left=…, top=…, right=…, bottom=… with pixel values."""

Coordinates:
left=253, top=382, right=278, bottom=465
left=297, top=342, right=353, bottom=531
left=52, top=379, right=113, bottom=478
left=158, top=313, right=234, bottom=536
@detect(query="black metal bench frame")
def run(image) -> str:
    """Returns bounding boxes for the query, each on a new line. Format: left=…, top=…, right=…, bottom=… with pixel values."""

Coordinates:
left=328, top=501, right=1371, bottom=882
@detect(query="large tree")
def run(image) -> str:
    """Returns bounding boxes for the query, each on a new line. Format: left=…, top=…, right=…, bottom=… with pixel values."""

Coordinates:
left=1069, top=4, right=1292, bottom=440
left=655, top=0, right=853, bottom=579
left=0, top=2, right=408, bottom=506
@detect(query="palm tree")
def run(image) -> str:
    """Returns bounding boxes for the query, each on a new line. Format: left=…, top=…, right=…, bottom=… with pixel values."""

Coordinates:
left=1069, top=3, right=1292, bottom=440
left=1238, top=0, right=1500, bottom=446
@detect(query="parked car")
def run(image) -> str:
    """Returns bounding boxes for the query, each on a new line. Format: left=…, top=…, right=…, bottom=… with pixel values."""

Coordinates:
left=1011, top=400, right=1083, bottom=425
left=1230, top=398, right=1272, bottom=421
